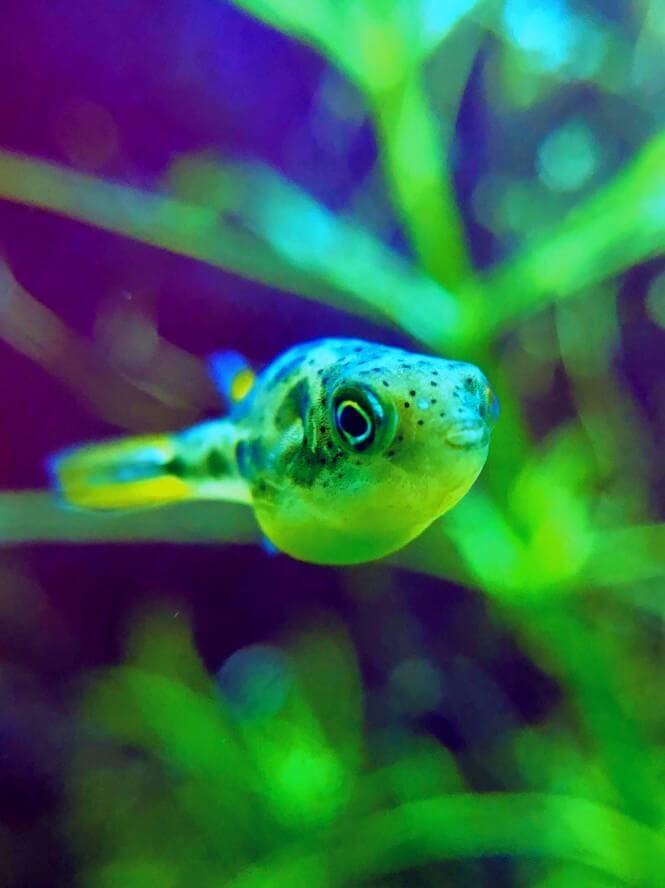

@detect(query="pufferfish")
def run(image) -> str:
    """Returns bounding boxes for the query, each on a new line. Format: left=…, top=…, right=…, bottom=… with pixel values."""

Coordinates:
left=50, top=338, right=498, bottom=565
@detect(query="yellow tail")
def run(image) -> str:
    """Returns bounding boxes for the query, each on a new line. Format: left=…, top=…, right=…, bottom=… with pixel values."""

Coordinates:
left=49, top=434, right=190, bottom=511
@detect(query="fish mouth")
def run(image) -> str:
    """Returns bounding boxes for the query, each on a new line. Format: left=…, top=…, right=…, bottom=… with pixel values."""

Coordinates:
left=445, top=420, right=489, bottom=449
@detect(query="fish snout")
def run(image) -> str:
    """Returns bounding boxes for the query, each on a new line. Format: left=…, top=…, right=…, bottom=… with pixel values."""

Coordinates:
left=445, top=371, right=498, bottom=449
left=463, top=366, right=499, bottom=425
left=445, top=418, right=487, bottom=449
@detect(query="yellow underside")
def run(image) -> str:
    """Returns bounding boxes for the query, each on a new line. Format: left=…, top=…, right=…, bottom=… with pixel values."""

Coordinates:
left=255, top=504, right=423, bottom=565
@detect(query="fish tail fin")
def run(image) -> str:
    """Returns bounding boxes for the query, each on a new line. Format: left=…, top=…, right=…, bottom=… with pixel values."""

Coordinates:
left=48, top=434, right=190, bottom=511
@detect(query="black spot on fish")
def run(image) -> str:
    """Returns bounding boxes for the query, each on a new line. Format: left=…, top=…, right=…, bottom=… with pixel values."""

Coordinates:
left=417, top=419, right=424, bottom=426
left=165, top=455, right=187, bottom=477
left=404, top=402, right=410, bottom=408
left=387, top=450, right=395, bottom=457
left=236, top=438, right=264, bottom=478
left=382, top=380, right=389, bottom=387
left=292, top=446, right=328, bottom=488
left=409, top=389, right=416, bottom=396
left=206, top=449, right=228, bottom=478
left=235, top=441, right=250, bottom=477
left=249, top=439, right=263, bottom=466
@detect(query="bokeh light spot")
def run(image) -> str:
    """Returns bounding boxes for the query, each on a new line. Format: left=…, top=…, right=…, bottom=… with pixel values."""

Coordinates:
left=390, top=657, right=442, bottom=714
left=537, top=119, right=599, bottom=192
left=270, top=742, right=346, bottom=825
left=216, top=644, right=291, bottom=722
left=420, top=0, right=479, bottom=45
left=503, top=0, right=577, bottom=72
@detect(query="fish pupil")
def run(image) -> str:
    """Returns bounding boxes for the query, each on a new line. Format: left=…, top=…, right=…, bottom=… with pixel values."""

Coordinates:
left=336, top=400, right=372, bottom=444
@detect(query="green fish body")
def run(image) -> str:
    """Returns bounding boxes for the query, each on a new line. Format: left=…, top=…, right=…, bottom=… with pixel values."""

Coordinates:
left=51, top=338, right=498, bottom=564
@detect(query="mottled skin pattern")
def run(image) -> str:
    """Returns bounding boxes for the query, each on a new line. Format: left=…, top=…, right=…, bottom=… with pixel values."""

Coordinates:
left=52, top=338, right=498, bottom=565
left=172, top=338, right=498, bottom=564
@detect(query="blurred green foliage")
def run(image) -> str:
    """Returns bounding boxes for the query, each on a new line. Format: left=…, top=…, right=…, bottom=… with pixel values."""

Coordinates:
left=1, top=0, right=664, bottom=884
left=65, top=610, right=665, bottom=886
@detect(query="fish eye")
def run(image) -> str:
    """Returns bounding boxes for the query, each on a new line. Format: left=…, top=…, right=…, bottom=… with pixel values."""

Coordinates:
left=331, top=385, right=395, bottom=453
left=336, top=400, right=372, bottom=447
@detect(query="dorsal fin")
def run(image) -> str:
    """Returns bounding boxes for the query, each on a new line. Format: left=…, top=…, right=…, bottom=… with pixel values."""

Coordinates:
left=208, top=350, right=256, bottom=406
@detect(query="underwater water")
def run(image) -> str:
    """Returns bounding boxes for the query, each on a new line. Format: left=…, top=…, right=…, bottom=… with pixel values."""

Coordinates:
left=0, top=1, right=664, bottom=885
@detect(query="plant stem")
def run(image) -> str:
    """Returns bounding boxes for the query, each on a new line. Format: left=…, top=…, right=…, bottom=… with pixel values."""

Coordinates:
left=370, top=70, right=472, bottom=290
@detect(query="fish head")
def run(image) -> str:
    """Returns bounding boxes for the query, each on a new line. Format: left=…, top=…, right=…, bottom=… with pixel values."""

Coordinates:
left=255, top=340, right=498, bottom=564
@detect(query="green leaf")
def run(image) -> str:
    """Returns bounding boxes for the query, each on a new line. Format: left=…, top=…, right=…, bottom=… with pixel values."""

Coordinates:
left=474, top=131, right=665, bottom=341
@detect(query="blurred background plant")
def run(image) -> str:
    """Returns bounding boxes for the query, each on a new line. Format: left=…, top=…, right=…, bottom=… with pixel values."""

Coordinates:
left=0, top=0, right=664, bottom=885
